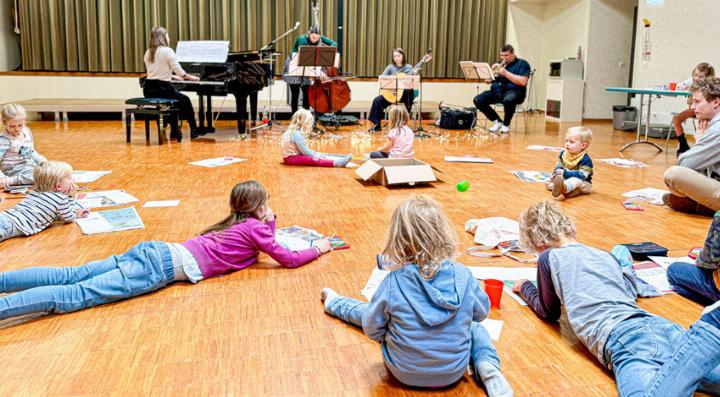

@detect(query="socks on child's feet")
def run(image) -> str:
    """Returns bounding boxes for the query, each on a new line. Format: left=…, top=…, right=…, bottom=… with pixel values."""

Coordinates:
left=333, top=154, right=352, bottom=168
left=475, top=361, right=514, bottom=397
left=701, top=300, right=720, bottom=329
left=321, top=287, right=340, bottom=312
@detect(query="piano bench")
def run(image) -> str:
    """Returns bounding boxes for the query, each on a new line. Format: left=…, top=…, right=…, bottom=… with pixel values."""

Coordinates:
left=124, top=98, right=180, bottom=145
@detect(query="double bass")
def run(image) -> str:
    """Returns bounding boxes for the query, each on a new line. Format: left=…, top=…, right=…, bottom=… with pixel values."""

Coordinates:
left=306, top=0, right=351, bottom=114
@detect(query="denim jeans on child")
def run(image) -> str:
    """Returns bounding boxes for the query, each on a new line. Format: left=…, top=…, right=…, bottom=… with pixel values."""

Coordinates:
left=0, top=214, right=22, bottom=242
left=0, top=241, right=175, bottom=320
left=326, top=296, right=501, bottom=385
left=604, top=315, right=720, bottom=396
left=666, top=262, right=720, bottom=306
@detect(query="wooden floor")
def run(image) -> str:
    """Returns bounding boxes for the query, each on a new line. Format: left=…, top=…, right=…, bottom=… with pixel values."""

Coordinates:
left=0, top=115, right=712, bottom=396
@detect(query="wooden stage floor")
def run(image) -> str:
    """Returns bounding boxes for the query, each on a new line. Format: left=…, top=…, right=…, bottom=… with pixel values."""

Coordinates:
left=0, top=116, right=711, bottom=396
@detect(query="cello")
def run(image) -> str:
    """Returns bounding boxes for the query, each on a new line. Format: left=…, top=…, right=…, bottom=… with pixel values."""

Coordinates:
left=306, top=0, right=351, bottom=114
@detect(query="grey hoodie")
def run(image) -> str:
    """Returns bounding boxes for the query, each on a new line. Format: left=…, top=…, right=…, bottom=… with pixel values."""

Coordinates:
left=361, top=261, right=489, bottom=387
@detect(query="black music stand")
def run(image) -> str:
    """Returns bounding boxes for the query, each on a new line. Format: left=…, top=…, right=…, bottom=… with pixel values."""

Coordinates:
left=297, top=45, right=337, bottom=135
left=460, top=61, right=494, bottom=133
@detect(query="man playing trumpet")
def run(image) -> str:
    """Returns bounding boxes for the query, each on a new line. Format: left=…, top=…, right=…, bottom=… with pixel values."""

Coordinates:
left=473, top=44, right=531, bottom=134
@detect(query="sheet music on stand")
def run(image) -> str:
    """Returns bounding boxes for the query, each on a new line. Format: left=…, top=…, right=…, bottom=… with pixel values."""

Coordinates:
left=287, top=46, right=340, bottom=77
left=460, top=61, right=494, bottom=81
left=176, top=41, right=230, bottom=63
left=378, top=74, right=420, bottom=92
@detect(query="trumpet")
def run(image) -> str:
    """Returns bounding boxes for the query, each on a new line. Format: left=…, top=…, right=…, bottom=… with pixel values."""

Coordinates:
left=491, top=60, right=508, bottom=77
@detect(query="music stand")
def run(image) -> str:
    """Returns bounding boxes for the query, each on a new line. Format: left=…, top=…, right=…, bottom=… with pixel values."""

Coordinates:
left=378, top=75, right=429, bottom=138
left=460, top=61, right=494, bottom=133
left=297, top=45, right=338, bottom=135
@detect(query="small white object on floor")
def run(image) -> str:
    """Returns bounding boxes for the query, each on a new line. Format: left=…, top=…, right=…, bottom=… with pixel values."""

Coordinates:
left=189, top=156, right=246, bottom=168
left=622, top=187, right=670, bottom=205
left=600, top=158, right=649, bottom=168
left=526, top=145, right=562, bottom=152
left=143, top=200, right=180, bottom=208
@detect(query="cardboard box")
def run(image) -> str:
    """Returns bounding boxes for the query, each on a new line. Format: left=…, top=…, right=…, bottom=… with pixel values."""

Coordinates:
left=355, top=159, right=437, bottom=186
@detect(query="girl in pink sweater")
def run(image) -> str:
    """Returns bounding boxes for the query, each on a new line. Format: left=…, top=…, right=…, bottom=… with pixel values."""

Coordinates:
left=0, top=180, right=332, bottom=321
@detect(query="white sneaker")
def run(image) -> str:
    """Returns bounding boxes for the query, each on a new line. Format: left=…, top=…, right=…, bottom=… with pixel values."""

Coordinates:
left=321, top=287, right=340, bottom=312
left=500, top=125, right=510, bottom=133
left=488, top=121, right=503, bottom=132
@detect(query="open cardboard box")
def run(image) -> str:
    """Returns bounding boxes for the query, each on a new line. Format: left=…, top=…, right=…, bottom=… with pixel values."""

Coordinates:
left=355, top=158, right=437, bottom=186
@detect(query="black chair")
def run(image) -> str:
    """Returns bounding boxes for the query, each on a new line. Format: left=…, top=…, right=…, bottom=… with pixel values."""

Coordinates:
left=124, top=98, right=179, bottom=145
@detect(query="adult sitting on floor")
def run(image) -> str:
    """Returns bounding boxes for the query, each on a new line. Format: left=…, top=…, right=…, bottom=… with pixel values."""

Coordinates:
left=663, top=76, right=720, bottom=216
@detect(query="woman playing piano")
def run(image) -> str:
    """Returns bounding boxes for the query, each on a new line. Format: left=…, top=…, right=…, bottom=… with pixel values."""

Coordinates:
left=143, top=26, right=201, bottom=141
left=285, top=26, right=337, bottom=114
left=367, top=48, right=416, bottom=132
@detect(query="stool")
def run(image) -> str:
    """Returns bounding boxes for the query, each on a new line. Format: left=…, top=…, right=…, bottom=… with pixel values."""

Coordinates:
left=125, top=98, right=179, bottom=145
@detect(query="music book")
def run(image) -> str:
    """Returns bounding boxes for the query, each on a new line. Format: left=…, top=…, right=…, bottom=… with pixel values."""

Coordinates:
left=176, top=41, right=230, bottom=63
left=75, top=207, right=145, bottom=235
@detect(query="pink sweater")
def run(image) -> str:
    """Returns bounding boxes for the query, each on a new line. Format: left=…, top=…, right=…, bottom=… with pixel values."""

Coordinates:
left=181, top=217, right=319, bottom=278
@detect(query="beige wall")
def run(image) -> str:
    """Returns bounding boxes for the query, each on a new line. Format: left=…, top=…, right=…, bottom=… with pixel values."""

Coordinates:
left=632, top=0, right=720, bottom=124
left=0, top=0, right=21, bottom=71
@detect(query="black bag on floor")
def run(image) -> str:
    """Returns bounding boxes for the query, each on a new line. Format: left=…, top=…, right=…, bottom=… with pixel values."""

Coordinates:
left=438, top=107, right=476, bottom=129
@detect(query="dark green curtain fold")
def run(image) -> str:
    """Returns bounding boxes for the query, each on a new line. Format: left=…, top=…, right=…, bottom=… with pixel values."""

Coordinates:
left=18, top=0, right=506, bottom=77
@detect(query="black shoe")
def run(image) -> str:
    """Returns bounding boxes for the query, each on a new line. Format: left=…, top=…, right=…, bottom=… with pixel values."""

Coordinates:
left=170, top=131, right=182, bottom=142
left=368, top=123, right=381, bottom=133
left=677, top=145, right=691, bottom=155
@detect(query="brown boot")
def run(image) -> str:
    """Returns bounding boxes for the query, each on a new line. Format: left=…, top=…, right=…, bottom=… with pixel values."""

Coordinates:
left=552, top=174, right=565, bottom=198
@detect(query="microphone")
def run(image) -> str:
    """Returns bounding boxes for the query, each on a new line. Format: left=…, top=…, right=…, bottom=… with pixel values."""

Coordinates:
left=293, top=21, right=300, bottom=31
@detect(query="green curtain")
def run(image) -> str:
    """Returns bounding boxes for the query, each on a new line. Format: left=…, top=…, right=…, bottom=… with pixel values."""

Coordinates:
left=18, top=0, right=506, bottom=77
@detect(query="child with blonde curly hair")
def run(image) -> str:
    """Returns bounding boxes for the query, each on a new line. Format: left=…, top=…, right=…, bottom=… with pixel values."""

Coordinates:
left=514, top=201, right=720, bottom=396
left=321, top=196, right=512, bottom=395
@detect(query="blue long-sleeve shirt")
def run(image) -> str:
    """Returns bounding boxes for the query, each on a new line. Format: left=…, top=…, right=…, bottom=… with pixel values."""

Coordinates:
left=280, top=129, right=319, bottom=158
left=553, top=150, right=594, bottom=183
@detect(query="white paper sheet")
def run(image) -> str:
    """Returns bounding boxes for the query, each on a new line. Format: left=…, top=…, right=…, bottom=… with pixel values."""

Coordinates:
left=444, top=156, right=493, bottom=163
left=360, top=268, right=391, bottom=301
left=480, top=319, right=504, bottom=341
left=467, top=266, right=538, bottom=281
left=72, top=171, right=112, bottom=183
left=648, top=255, right=695, bottom=270
left=526, top=145, right=563, bottom=152
left=511, top=170, right=552, bottom=183
left=600, top=158, right=649, bottom=168
left=75, top=207, right=144, bottom=235
left=633, top=261, right=674, bottom=294
left=75, top=190, right=139, bottom=209
left=465, top=217, right=520, bottom=248
left=189, top=157, right=247, bottom=168
left=143, top=200, right=180, bottom=208
left=622, top=187, right=670, bottom=205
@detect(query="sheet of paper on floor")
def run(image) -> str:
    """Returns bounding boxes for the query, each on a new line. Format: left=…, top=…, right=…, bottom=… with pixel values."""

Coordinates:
left=143, top=200, right=180, bottom=208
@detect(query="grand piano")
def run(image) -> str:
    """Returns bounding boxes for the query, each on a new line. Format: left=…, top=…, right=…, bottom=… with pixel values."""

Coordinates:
left=171, top=51, right=271, bottom=135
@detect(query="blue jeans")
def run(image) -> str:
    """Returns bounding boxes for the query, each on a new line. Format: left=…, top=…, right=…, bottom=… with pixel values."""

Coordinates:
left=605, top=316, right=720, bottom=396
left=369, top=151, right=389, bottom=159
left=666, top=262, right=720, bottom=306
left=0, top=241, right=175, bottom=320
left=326, top=296, right=500, bottom=379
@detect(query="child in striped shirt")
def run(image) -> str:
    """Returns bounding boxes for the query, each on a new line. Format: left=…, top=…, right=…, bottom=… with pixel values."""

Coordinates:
left=0, top=160, right=88, bottom=242
left=0, top=103, right=47, bottom=189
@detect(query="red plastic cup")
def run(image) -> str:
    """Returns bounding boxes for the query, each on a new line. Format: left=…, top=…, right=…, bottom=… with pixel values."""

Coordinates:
left=484, top=279, right=504, bottom=309
left=669, top=82, right=677, bottom=91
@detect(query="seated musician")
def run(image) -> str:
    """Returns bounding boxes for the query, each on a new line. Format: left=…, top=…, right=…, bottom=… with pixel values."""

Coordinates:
left=287, top=26, right=337, bottom=114
left=367, top=48, right=416, bottom=133
left=142, top=26, right=201, bottom=140
left=473, top=44, right=531, bottom=134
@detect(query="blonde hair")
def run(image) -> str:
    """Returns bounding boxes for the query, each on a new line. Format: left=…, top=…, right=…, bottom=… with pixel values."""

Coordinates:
left=283, top=108, right=314, bottom=144
left=388, top=105, right=410, bottom=132
left=1, top=103, right=27, bottom=126
left=382, top=196, right=457, bottom=279
left=566, top=126, right=593, bottom=145
left=519, top=201, right=576, bottom=253
left=33, top=160, right=72, bottom=192
left=147, top=26, right=169, bottom=63
left=200, top=180, right=268, bottom=235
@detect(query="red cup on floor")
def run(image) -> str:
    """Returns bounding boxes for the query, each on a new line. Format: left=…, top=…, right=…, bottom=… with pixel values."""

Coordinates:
left=484, top=279, right=504, bottom=309
left=669, top=82, right=677, bottom=91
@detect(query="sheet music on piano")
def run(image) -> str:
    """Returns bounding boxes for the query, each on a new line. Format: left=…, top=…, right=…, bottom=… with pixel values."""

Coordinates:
left=176, top=41, right=230, bottom=63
